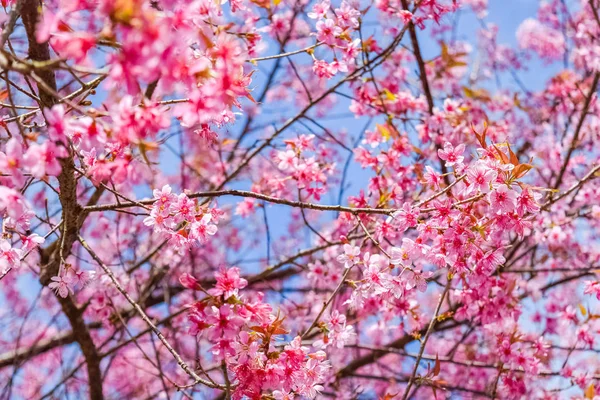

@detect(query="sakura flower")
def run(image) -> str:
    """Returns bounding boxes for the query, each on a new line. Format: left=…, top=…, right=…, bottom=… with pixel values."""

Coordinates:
left=337, top=244, right=360, bottom=268
left=405, top=269, right=433, bottom=292
left=0, top=187, right=31, bottom=226
left=389, top=246, right=407, bottom=266
left=583, top=281, right=600, bottom=300
left=516, top=18, right=565, bottom=60
left=467, top=164, right=497, bottom=193
left=343, top=38, right=361, bottom=64
left=235, top=198, right=256, bottom=217
left=153, top=184, right=176, bottom=206
left=307, top=0, right=330, bottom=19
left=68, top=268, right=94, bottom=286
left=423, top=165, right=442, bottom=189
left=302, top=383, right=325, bottom=399
left=313, top=59, right=336, bottom=79
left=70, top=116, right=106, bottom=150
left=516, top=188, right=540, bottom=216
left=437, top=142, right=466, bottom=167
left=315, top=19, right=342, bottom=45
left=189, top=214, right=218, bottom=242
left=232, top=331, right=260, bottom=364
left=179, top=272, right=203, bottom=290
left=205, top=304, right=244, bottom=340
left=20, top=233, right=45, bottom=253
left=277, top=149, right=297, bottom=171
left=50, top=32, right=96, bottom=64
left=478, top=248, right=506, bottom=275
left=329, top=59, right=348, bottom=75
left=0, top=138, right=26, bottom=184
left=391, top=202, right=420, bottom=232
left=489, top=185, right=518, bottom=214
left=273, top=391, right=295, bottom=400
left=143, top=208, right=170, bottom=231
left=48, top=273, right=73, bottom=298
left=577, top=325, right=595, bottom=348
left=211, top=337, right=236, bottom=360
left=314, top=310, right=355, bottom=349
left=43, top=104, right=70, bottom=142
left=335, top=1, right=360, bottom=29
left=171, top=193, right=196, bottom=223
left=210, top=267, right=248, bottom=299
left=0, top=240, right=21, bottom=270
left=361, top=253, right=388, bottom=294
left=23, top=142, right=67, bottom=178
left=398, top=10, right=413, bottom=24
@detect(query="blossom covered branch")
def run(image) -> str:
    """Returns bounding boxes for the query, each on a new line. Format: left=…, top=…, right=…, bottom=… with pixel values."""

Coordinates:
left=1, top=0, right=600, bottom=399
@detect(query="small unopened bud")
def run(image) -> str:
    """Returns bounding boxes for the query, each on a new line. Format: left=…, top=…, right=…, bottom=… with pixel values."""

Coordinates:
left=179, top=273, right=202, bottom=290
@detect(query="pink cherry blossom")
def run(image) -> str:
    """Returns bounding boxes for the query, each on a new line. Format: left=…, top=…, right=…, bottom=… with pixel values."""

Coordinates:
left=337, top=243, right=361, bottom=268
left=0, top=240, right=21, bottom=270
left=315, top=19, right=342, bottom=46
left=437, top=141, right=466, bottom=167
left=22, top=142, right=67, bottom=178
left=0, top=138, right=25, bottom=184
left=210, top=267, right=248, bottom=299
left=467, top=164, right=497, bottom=193
left=48, top=273, right=72, bottom=298
left=489, top=184, right=519, bottom=214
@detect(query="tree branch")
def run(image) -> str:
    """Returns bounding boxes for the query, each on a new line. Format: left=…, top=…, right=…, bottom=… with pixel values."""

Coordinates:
left=20, top=2, right=104, bottom=398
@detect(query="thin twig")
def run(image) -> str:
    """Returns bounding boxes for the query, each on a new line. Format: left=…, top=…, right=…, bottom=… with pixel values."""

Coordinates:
left=77, top=235, right=224, bottom=391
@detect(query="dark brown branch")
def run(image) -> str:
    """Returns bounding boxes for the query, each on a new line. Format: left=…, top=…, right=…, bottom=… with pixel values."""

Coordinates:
left=335, top=319, right=462, bottom=380
left=402, top=0, right=434, bottom=115
left=0, top=330, right=80, bottom=369
left=553, top=72, right=599, bottom=190
left=402, top=278, right=452, bottom=399
left=401, top=0, right=451, bottom=186
left=20, top=1, right=57, bottom=108
left=20, top=2, right=104, bottom=399
left=83, top=189, right=395, bottom=215
left=0, top=234, right=355, bottom=371
left=78, top=235, right=223, bottom=390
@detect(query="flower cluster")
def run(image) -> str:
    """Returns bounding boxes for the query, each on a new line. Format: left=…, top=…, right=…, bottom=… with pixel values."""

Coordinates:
left=308, top=0, right=362, bottom=79
left=183, top=268, right=330, bottom=399
left=0, top=136, right=67, bottom=185
left=269, top=134, right=337, bottom=201
left=143, top=185, right=222, bottom=253
left=0, top=187, right=43, bottom=272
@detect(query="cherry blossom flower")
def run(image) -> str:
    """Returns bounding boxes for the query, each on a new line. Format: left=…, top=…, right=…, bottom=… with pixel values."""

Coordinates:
left=467, top=164, right=497, bottom=193
left=190, top=214, right=218, bottom=243
left=277, top=149, right=297, bottom=171
left=391, top=202, right=420, bottom=232
left=0, top=240, right=21, bottom=270
left=22, top=142, right=68, bottom=178
left=308, top=0, right=330, bottom=19
left=489, top=185, right=519, bottom=214
left=48, top=273, right=73, bottom=298
left=1, top=0, right=599, bottom=398
left=179, top=272, right=203, bottom=290
left=437, top=142, right=466, bottom=167
left=337, top=244, right=360, bottom=268
left=315, top=19, right=342, bottom=45
left=0, top=138, right=26, bottom=184
left=210, top=267, right=248, bottom=299
left=20, top=234, right=45, bottom=253
left=583, top=281, right=600, bottom=300
left=517, top=18, right=565, bottom=60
